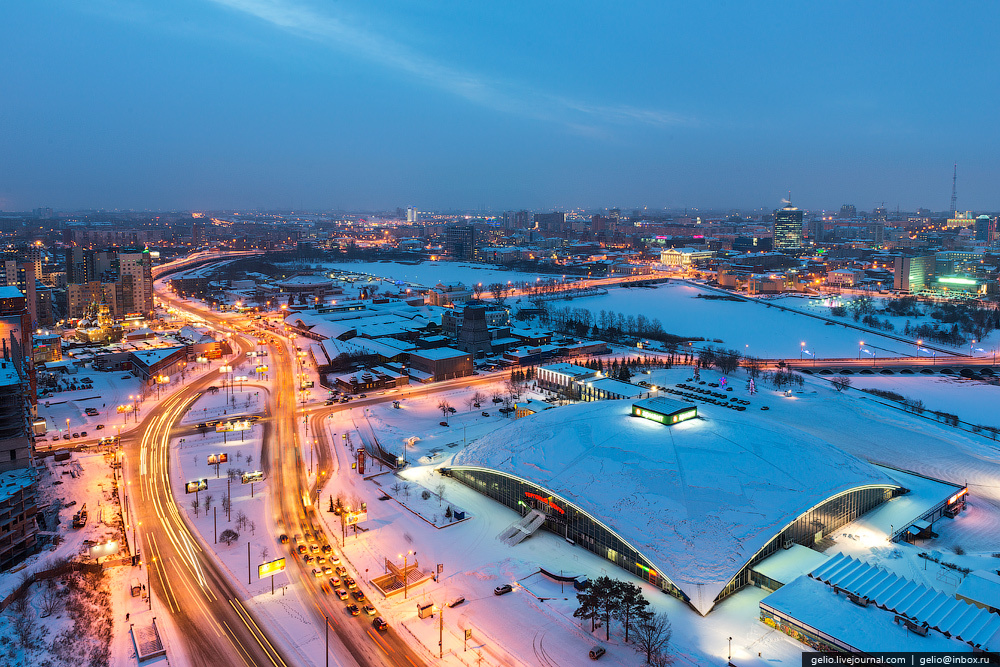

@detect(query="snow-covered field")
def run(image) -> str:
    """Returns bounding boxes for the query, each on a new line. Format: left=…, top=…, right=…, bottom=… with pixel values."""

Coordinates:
left=313, top=260, right=560, bottom=289
left=847, top=375, right=1000, bottom=429
left=559, top=282, right=924, bottom=358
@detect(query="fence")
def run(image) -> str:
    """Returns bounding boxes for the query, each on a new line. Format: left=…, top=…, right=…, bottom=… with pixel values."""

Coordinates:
left=0, top=560, right=105, bottom=612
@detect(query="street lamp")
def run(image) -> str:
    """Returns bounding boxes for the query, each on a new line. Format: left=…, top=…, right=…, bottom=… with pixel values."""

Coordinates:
left=800, top=341, right=805, bottom=360
left=858, top=341, right=864, bottom=361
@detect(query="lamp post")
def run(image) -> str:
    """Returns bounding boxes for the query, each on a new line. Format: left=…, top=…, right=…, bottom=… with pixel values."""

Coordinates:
left=858, top=341, right=863, bottom=361
left=728, top=636, right=732, bottom=662
left=800, top=341, right=805, bottom=360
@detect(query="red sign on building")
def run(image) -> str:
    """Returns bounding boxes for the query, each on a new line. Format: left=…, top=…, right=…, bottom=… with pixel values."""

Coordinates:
left=357, top=448, right=366, bottom=475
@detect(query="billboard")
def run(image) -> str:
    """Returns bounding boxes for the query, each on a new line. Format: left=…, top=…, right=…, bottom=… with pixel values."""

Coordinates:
left=216, top=420, right=251, bottom=433
left=258, top=558, right=286, bottom=578
left=207, top=453, right=229, bottom=465
left=185, top=479, right=208, bottom=494
left=343, top=510, right=367, bottom=526
left=242, top=471, right=264, bottom=484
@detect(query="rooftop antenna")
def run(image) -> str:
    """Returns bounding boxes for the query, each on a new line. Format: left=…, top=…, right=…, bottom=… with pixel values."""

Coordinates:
left=950, top=163, right=958, bottom=213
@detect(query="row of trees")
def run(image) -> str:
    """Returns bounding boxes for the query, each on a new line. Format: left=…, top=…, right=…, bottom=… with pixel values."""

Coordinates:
left=574, top=576, right=672, bottom=665
left=533, top=305, right=696, bottom=346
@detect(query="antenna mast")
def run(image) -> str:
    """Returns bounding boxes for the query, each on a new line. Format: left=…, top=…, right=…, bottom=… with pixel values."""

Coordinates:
left=950, top=163, right=957, bottom=213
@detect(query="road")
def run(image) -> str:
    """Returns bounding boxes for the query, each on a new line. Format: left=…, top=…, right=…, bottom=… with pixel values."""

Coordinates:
left=124, top=330, right=292, bottom=667
left=154, top=262, right=429, bottom=667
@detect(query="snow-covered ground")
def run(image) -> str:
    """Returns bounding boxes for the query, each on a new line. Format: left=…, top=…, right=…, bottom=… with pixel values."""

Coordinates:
left=848, top=375, right=1000, bottom=430
left=307, top=362, right=1000, bottom=665
left=556, top=282, right=926, bottom=358
left=310, top=260, right=562, bottom=289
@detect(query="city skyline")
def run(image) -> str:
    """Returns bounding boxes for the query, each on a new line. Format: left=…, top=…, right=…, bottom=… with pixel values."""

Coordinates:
left=3, top=2, right=1000, bottom=211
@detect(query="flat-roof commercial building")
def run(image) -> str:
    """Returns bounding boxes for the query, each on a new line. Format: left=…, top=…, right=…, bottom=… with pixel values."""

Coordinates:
left=447, top=400, right=911, bottom=614
left=631, top=397, right=697, bottom=425
left=577, top=377, right=650, bottom=401
left=409, top=347, right=472, bottom=382
left=536, top=363, right=597, bottom=393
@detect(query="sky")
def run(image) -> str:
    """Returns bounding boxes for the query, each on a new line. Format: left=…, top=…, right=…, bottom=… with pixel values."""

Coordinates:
left=3, top=1, right=1000, bottom=213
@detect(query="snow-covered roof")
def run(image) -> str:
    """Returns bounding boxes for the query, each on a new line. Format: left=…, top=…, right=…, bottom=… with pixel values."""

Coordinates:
left=956, top=570, right=1000, bottom=610
left=451, top=400, right=899, bottom=614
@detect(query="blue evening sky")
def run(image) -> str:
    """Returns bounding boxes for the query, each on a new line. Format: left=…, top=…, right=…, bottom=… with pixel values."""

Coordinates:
left=2, top=1, right=998, bottom=212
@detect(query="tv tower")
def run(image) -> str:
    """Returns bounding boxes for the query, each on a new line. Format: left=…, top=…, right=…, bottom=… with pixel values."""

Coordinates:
left=950, top=163, right=957, bottom=214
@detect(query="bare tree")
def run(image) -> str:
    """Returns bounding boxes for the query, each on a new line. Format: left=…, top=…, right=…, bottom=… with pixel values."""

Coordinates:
left=41, top=588, right=61, bottom=617
left=249, top=520, right=256, bottom=536
left=191, top=497, right=201, bottom=517
left=434, top=482, right=446, bottom=506
left=472, top=283, right=485, bottom=299
left=219, top=529, right=240, bottom=545
left=438, top=399, right=452, bottom=421
left=246, top=454, right=253, bottom=467
left=203, top=494, right=213, bottom=511
left=832, top=376, right=852, bottom=392
left=391, top=482, right=403, bottom=496
left=259, top=545, right=269, bottom=562
left=235, top=509, right=248, bottom=531
left=489, top=282, right=504, bottom=302
left=472, top=390, right=486, bottom=407
left=221, top=493, right=232, bottom=516
left=633, top=612, right=672, bottom=665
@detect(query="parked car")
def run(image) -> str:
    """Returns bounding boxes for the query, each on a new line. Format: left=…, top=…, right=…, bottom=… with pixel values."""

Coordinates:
left=72, top=433, right=80, bottom=439
left=481, top=411, right=490, bottom=417
left=493, top=584, right=513, bottom=596
left=439, top=421, right=449, bottom=427
left=63, top=434, right=71, bottom=440
left=95, top=425, right=104, bottom=430
left=589, top=646, right=606, bottom=660
left=80, top=431, right=87, bottom=437
left=372, top=617, right=387, bottom=631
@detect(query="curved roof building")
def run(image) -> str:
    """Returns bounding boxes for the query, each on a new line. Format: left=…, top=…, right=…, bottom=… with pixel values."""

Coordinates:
left=449, top=400, right=902, bottom=614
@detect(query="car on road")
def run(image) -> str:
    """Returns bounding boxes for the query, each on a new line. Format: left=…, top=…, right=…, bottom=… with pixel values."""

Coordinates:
left=297, top=545, right=307, bottom=554
left=336, top=588, right=348, bottom=600
left=589, top=646, right=606, bottom=660
left=323, top=566, right=333, bottom=575
left=372, top=617, right=387, bottom=631
left=358, top=394, right=367, bottom=399
left=302, top=554, right=314, bottom=564
left=96, top=424, right=104, bottom=430
left=328, top=555, right=340, bottom=564
left=329, top=577, right=341, bottom=587
left=321, top=544, right=332, bottom=553
left=309, top=543, right=320, bottom=552
left=81, top=431, right=87, bottom=437
left=352, top=590, right=366, bottom=602
left=85, top=408, right=99, bottom=416
left=72, top=433, right=80, bottom=439
left=311, top=568, right=323, bottom=578
left=493, top=584, right=513, bottom=596
left=99, top=437, right=117, bottom=446
left=63, top=434, right=71, bottom=440
left=481, top=411, right=489, bottom=417
left=439, top=421, right=449, bottom=427
left=347, top=604, right=360, bottom=616
left=293, top=534, right=304, bottom=544
left=363, top=604, right=376, bottom=616
left=335, top=565, right=347, bottom=576
left=344, top=576, right=356, bottom=589
left=279, top=534, right=289, bottom=544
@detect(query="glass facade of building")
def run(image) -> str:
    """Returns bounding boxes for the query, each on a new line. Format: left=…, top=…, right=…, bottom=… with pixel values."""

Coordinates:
left=448, top=466, right=899, bottom=612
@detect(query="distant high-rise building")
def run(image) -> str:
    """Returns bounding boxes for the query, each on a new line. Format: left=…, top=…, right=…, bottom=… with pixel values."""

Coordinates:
left=64, top=247, right=94, bottom=285
left=534, top=211, right=566, bottom=232
left=514, top=210, right=532, bottom=229
left=893, top=255, right=935, bottom=292
left=117, top=249, right=153, bottom=316
left=772, top=202, right=804, bottom=250
left=974, top=215, right=996, bottom=244
left=872, top=205, right=888, bottom=222
left=192, top=219, right=203, bottom=246
left=839, top=204, right=857, bottom=219
left=1, top=262, right=37, bottom=328
left=406, top=207, right=418, bottom=223
left=445, top=226, right=476, bottom=260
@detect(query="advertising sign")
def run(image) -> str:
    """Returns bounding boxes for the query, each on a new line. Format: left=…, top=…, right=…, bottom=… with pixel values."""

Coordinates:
left=242, top=471, right=264, bottom=484
left=258, top=558, right=286, bottom=578
left=208, top=453, right=229, bottom=465
left=185, top=479, right=208, bottom=494
left=216, top=420, right=251, bottom=433
left=357, top=448, right=365, bottom=475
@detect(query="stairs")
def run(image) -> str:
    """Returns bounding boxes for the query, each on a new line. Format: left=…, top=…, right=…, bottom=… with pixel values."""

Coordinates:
left=497, top=510, right=547, bottom=546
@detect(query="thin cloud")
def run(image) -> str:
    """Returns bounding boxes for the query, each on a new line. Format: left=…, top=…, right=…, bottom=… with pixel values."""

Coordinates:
left=207, top=0, right=691, bottom=131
